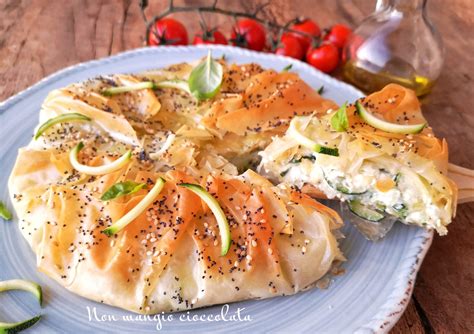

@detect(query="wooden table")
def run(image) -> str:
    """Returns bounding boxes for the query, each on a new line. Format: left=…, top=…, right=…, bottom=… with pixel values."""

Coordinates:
left=0, top=0, right=472, bottom=332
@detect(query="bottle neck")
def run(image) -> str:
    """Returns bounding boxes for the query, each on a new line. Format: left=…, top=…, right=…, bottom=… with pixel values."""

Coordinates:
left=376, top=0, right=427, bottom=13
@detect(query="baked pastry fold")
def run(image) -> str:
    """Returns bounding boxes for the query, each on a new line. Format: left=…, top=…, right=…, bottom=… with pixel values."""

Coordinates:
left=8, top=60, right=344, bottom=313
left=260, top=84, right=457, bottom=234
left=9, top=150, right=343, bottom=313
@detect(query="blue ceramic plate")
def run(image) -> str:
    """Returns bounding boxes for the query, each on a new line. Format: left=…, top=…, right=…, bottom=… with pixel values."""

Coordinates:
left=0, top=46, right=432, bottom=333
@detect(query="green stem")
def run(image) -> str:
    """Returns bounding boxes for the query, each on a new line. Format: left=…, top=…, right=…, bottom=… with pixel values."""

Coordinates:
left=142, top=0, right=320, bottom=46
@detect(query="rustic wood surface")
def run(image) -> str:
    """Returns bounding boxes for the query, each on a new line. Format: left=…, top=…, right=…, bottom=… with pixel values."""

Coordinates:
left=0, top=0, right=473, bottom=332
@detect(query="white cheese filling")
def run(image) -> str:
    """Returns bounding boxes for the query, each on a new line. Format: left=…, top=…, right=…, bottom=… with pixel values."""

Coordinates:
left=263, top=156, right=448, bottom=229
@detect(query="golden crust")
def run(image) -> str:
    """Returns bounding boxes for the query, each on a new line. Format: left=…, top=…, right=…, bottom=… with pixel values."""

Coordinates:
left=260, top=83, right=457, bottom=234
left=9, top=151, right=343, bottom=313
left=347, top=85, right=457, bottom=211
left=348, top=84, right=450, bottom=173
left=8, top=61, right=344, bottom=314
left=206, top=70, right=337, bottom=136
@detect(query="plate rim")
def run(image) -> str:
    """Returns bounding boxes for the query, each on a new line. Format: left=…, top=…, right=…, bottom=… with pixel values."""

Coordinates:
left=0, top=45, right=434, bottom=333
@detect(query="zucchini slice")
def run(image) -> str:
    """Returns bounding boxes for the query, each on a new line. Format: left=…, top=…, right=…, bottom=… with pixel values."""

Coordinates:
left=69, top=142, right=132, bottom=176
left=34, top=113, right=91, bottom=140
left=0, top=316, right=42, bottom=334
left=356, top=101, right=426, bottom=134
left=0, top=279, right=43, bottom=333
left=393, top=173, right=402, bottom=185
left=324, top=174, right=367, bottom=195
left=102, top=177, right=166, bottom=236
left=348, top=200, right=385, bottom=222
left=179, top=183, right=231, bottom=256
left=0, top=280, right=42, bottom=306
left=288, top=117, right=339, bottom=156
left=102, top=80, right=190, bottom=96
left=155, top=80, right=191, bottom=94
left=0, top=201, right=12, bottom=221
left=392, top=203, right=408, bottom=219
left=102, top=81, right=155, bottom=96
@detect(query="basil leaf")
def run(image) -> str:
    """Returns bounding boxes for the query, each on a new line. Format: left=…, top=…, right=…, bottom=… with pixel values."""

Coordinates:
left=318, top=85, right=324, bottom=94
left=0, top=201, right=12, bottom=220
left=101, top=181, right=147, bottom=201
left=331, top=103, right=348, bottom=132
left=282, top=64, right=293, bottom=72
left=188, top=51, right=223, bottom=101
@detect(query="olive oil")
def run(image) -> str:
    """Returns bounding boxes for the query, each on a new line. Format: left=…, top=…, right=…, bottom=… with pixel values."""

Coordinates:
left=341, top=0, right=443, bottom=98
left=342, top=60, right=434, bottom=97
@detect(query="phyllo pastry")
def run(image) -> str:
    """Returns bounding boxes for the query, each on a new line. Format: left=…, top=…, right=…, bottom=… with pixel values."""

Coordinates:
left=9, top=149, right=343, bottom=313
left=33, top=60, right=337, bottom=174
left=142, top=61, right=337, bottom=168
left=260, top=84, right=457, bottom=235
left=8, top=58, right=344, bottom=314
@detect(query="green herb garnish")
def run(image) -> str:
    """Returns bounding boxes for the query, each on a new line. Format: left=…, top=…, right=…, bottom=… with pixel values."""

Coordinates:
left=282, top=64, right=293, bottom=72
left=0, top=201, right=12, bottom=220
left=330, top=102, right=348, bottom=132
left=188, top=51, right=223, bottom=101
left=318, top=85, right=324, bottom=94
left=101, top=181, right=147, bottom=201
left=102, top=52, right=223, bottom=100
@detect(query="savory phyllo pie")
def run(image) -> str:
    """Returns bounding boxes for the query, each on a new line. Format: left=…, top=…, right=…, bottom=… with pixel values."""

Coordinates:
left=142, top=60, right=338, bottom=167
left=33, top=58, right=337, bottom=173
left=8, top=56, right=344, bottom=314
left=9, top=150, right=343, bottom=313
left=260, top=84, right=457, bottom=235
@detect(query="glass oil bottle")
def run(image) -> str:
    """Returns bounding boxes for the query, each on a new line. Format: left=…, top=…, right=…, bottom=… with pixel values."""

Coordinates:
left=342, top=0, right=444, bottom=97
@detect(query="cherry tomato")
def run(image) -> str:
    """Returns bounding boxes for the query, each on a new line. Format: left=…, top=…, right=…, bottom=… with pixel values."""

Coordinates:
left=324, top=24, right=352, bottom=48
left=148, top=18, right=188, bottom=46
left=275, top=35, right=304, bottom=60
left=285, top=19, right=321, bottom=53
left=230, top=19, right=266, bottom=51
left=306, top=43, right=339, bottom=73
left=193, top=30, right=227, bottom=45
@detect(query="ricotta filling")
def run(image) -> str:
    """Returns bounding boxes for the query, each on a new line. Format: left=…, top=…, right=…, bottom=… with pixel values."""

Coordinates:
left=263, top=155, right=448, bottom=229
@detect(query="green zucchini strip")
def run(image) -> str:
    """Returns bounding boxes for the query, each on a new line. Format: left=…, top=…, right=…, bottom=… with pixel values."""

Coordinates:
left=102, top=177, right=166, bottom=236
left=0, top=279, right=43, bottom=333
left=69, top=142, right=132, bottom=176
left=34, top=113, right=91, bottom=139
left=178, top=183, right=231, bottom=256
